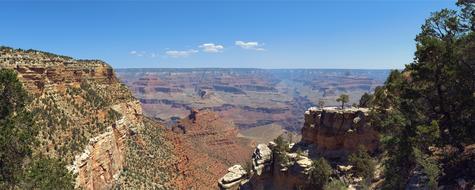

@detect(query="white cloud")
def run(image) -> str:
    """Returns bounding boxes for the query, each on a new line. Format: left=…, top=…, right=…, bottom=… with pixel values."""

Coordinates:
left=130, top=50, right=158, bottom=58
left=165, top=49, right=198, bottom=58
left=199, top=43, right=224, bottom=53
left=235, top=41, right=265, bottom=51
left=130, top=50, right=145, bottom=56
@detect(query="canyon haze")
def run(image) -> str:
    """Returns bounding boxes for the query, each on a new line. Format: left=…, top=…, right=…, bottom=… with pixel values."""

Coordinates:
left=116, top=68, right=389, bottom=142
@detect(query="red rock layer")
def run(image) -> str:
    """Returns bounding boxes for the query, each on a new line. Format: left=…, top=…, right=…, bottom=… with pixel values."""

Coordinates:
left=169, top=110, right=254, bottom=190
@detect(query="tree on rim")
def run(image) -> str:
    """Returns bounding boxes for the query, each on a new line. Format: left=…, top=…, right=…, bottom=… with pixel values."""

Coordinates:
left=336, top=94, right=349, bottom=109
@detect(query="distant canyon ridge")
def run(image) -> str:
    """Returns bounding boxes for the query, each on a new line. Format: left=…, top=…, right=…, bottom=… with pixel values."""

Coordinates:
left=116, top=68, right=389, bottom=140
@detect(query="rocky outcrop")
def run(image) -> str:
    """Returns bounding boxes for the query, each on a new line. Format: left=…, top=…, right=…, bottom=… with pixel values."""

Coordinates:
left=252, top=144, right=273, bottom=176
left=218, top=107, right=381, bottom=189
left=301, top=107, right=379, bottom=158
left=220, top=142, right=315, bottom=190
left=218, top=165, right=249, bottom=190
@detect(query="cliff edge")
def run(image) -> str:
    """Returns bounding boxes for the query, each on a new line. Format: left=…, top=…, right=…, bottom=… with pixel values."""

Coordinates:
left=218, top=107, right=381, bottom=190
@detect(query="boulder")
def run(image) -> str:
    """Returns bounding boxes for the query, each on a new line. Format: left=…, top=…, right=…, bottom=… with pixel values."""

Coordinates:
left=252, top=144, right=272, bottom=176
left=219, top=165, right=248, bottom=190
left=337, top=165, right=353, bottom=172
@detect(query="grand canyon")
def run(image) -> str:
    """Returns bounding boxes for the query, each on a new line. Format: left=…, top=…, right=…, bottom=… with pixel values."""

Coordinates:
left=116, top=68, right=389, bottom=141
left=2, top=1, right=475, bottom=190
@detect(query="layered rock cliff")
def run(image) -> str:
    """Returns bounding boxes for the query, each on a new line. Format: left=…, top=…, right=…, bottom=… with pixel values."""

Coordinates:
left=219, top=107, right=381, bottom=190
left=301, top=107, right=379, bottom=158
left=0, top=47, right=180, bottom=189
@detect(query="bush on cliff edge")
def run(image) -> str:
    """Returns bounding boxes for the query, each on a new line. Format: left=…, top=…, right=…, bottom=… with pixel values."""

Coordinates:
left=307, top=157, right=332, bottom=190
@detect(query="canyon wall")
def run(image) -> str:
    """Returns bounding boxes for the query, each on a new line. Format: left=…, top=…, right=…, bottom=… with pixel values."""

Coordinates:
left=170, top=109, right=254, bottom=189
left=116, top=69, right=388, bottom=133
left=0, top=47, right=175, bottom=189
left=219, top=107, right=381, bottom=190
left=301, top=107, right=380, bottom=158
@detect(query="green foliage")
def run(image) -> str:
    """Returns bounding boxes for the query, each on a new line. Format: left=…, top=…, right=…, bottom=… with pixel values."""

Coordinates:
left=0, top=68, right=29, bottom=119
left=0, top=69, right=74, bottom=189
left=274, top=135, right=291, bottom=165
left=116, top=118, right=176, bottom=189
left=358, top=93, right=373, bottom=108
left=81, top=80, right=107, bottom=108
left=414, top=148, right=440, bottom=190
left=324, top=179, right=347, bottom=190
left=0, top=69, right=37, bottom=188
left=274, top=135, right=289, bottom=153
left=108, top=108, right=122, bottom=122
left=412, top=7, right=475, bottom=145
left=367, top=2, right=475, bottom=188
left=415, top=120, right=440, bottom=149
left=22, top=156, right=75, bottom=190
left=348, top=146, right=375, bottom=184
left=307, top=157, right=332, bottom=190
left=336, top=94, right=349, bottom=109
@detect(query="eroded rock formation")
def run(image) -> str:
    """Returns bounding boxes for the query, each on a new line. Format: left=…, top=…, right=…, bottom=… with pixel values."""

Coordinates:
left=70, top=101, right=143, bottom=189
left=302, top=107, right=379, bottom=158
left=218, top=165, right=249, bottom=190
left=219, top=107, right=381, bottom=190
left=0, top=47, right=176, bottom=189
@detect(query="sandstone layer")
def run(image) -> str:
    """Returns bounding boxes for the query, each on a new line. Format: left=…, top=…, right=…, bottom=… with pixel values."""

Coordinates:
left=301, top=107, right=380, bottom=157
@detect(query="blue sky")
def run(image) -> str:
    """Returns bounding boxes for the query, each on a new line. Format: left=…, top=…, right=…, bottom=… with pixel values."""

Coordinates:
left=0, top=1, right=456, bottom=69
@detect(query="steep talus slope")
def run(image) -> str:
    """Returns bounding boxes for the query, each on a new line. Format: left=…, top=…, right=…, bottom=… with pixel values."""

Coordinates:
left=115, top=117, right=182, bottom=189
left=170, top=110, right=255, bottom=189
left=0, top=47, right=181, bottom=189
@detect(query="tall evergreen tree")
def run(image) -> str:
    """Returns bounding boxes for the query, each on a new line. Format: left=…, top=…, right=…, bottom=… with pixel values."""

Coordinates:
left=0, top=69, right=37, bottom=188
left=370, top=1, right=475, bottom=188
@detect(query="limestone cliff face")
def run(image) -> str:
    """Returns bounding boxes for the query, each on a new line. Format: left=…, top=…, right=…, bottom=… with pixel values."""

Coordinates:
left=0, top=47, right=148, bottom=189
left=302, top=107, right=379, bottom=157
left=71, top=101, right=143, bottom=189
left=219, top=107, right=381, bottom=190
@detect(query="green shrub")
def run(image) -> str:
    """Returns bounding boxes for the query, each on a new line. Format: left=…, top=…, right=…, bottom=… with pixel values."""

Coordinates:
left=324, top=179, right=347, bottom=190
left=0, top=69, right=37, bottom=188
left=274, top=135, right=289, bottom=153
left=348, top=146, right=375, bottom=183
left=307, top=157, right=332, bottom=190
left=22, top=156, right=75, bottom=190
